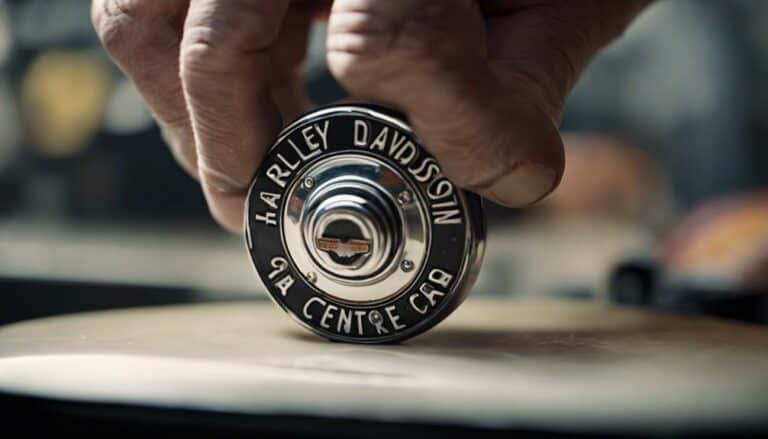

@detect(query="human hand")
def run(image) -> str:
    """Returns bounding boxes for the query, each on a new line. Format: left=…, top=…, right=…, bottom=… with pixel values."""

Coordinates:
left=92, top=0, right=648, bottom=232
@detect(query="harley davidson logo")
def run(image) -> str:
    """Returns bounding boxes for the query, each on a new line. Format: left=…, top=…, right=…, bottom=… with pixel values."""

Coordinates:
left=315, top=237, right=371, bottom=259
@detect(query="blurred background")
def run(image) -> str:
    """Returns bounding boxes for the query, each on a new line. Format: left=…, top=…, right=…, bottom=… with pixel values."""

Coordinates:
left=1, top=0, right=767, bottom=325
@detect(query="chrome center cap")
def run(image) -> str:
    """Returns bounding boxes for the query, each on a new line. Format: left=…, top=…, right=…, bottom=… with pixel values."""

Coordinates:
left=245, top=104, right=485, bottom=343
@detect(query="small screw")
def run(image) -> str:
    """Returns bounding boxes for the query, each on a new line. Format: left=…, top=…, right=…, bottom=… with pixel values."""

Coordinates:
left=401, top=259, right=414, bottom=272
left=303, top=177, right=314, bottom=189
left=397, top=190, right=412, bottom=206
left=306, top=272, right=317, bottom=283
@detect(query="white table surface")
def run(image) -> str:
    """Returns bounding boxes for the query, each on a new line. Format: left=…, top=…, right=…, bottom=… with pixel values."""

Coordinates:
left=0, top=298, right=766, bottom=435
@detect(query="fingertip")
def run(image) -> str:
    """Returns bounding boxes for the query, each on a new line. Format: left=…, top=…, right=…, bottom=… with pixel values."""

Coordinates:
left=441, top=98, right=565, bottom=208
left=202, top=184, right=246, bottom=234
left=482, top=162, right=561, bottom=207
left=212, top=206, right=244, bottom=234
left=483, top=101, right=565, bottom=207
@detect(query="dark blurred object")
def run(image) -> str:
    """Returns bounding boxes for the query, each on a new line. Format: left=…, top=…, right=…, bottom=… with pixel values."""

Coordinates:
left=608, top=258, right=659, bottom=307
left=609, top=258, right=768, bottom=324
left=610, top=191, right=768, bottom=324
left=0, top=277, right=196, bottom=325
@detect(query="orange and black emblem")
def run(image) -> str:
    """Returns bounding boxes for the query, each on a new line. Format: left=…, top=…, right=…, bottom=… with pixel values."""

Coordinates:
left=315, top=237, right=371, bottom=259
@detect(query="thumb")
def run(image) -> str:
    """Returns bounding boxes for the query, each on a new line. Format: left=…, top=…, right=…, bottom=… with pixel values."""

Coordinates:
left=326, top=0, right=564, bottom=207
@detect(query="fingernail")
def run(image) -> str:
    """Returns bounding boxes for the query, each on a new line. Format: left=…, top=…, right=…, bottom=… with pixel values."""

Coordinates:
left=486, top=164, right=558, bottom=207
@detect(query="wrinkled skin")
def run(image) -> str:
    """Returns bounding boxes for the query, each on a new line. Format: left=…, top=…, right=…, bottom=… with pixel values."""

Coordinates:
left=92, top=0, right=648, bottom=232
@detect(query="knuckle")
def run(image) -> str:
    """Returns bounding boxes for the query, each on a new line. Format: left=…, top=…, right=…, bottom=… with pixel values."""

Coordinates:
left=393, top=27, right=444, bottom=59
left=92, top=0, right=150, bottom=56
left=181, top=1, right=282, bottom=57
left=180, top=32, right=275, bottom=79
left=326, top=1, right=480, bottom=92
left=179, top=40, right=231, bottom=78
left=94, top=0, right=185, bottom=60
left=92, top=1, right=129, bottom=54
left=327, top=7, right=396, bottom=53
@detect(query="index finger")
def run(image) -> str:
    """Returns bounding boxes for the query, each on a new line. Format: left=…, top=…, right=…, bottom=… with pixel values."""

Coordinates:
left=180, top=0, right=291, bottom=232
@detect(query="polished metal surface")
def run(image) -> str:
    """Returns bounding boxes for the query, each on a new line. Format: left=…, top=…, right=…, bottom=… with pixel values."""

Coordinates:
left=282, top=155, right=428, bottom=303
